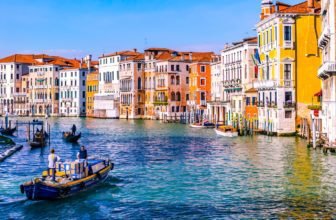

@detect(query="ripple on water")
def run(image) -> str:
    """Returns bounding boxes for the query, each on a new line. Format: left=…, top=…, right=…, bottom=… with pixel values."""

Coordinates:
left=1, top=118, right=336, bottom=219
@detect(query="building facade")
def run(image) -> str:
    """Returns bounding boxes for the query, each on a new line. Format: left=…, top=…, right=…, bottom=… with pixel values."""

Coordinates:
left=95, top=50, right=139, bottom=118
left=86, top=71, right=99, bottom=117
left=255, top=0, right=321, bottom=135
left=119, top=54, right=145, bottom=119
left=318, top=0, right=336, bottom=144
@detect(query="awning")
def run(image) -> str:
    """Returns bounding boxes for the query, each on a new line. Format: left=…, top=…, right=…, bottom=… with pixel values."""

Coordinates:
left=314, top=90, right=322, bottom=97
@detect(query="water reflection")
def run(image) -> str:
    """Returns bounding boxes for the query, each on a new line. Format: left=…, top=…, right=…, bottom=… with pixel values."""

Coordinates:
left=0, top=118, right=336, bottom=218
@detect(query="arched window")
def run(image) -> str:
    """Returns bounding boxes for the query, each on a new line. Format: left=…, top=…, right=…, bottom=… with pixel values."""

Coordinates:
left=171, top=92, right=175, bottom=101
left=138, top=77, right=142, bottom=90
left=176, top=92, right=181, bottom=101
left=176, top=76, right=180, bottom=85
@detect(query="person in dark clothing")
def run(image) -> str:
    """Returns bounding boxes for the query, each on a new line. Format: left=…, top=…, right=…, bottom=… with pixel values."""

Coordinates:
left=77, top=146, right=88, bottom=160
left=71, top=124, right=76, bottom=135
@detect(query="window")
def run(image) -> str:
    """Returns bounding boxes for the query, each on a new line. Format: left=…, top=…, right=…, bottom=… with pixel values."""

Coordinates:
left=285, top=92, right=292, bottom=102
left=82, top=91, right=85, bottom=99
left=284, top=26, right=291, bottom=41
left=171, top=65, right=175, bottom=71
left=176, top=65, right=180, bottom=71
left=16, top=74, right=19, bottom=80
left=200, top=78, right=206, bottom=86
left=284, top=64, right=291, bottom=80
left=186, top=65, right=189, bottom=71
left=201, top=65, right=206, bottom=73
left=285, top=110, right=292, bottom=118
left=82, top=80, right=85, bottom=86
left=172, top=106, right=175, bottom=112
left=186, top=77, right=189, bottom=84
left=186, top=94, right=189, bottom=101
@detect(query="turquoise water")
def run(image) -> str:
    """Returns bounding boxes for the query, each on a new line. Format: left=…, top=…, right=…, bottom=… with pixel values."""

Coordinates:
left=1, top=118, right=336, bottom=219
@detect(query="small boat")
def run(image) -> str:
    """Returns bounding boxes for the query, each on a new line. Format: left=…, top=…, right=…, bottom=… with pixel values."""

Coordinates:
left=190, top=123, right=204, bottom=128
left=190, top=121, right=215, bottom=129
left=0, top=127, right=16, bottom=136
left=63, top=132, right=81, bottom=143
left=29, top=131, right=46, bottom=148
left=20, top=159, right=114, bottom=200
left=215, top=126, right=238, bottom=137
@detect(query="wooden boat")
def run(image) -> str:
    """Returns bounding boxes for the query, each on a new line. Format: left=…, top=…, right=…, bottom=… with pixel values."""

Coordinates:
left=29, top=131, right=45, bottom=148
left=215, top=126, right=238, bottom=137
left=0, top=127, right=16, bottom=136
left=63, top=132, right=81, bottom=143
left=20, top=159, right=114, bottom=200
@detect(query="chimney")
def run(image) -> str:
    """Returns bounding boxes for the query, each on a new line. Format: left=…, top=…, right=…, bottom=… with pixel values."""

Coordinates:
left=308, top=0, right=314, bottom=8
left=260, top=0, right=273, bottom=20
left=189, top=52, right=193, bottom=61
left=133, top=48, right=137, bottom=52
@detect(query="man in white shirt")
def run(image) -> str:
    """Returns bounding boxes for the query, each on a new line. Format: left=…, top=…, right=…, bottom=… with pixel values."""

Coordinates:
left=48, top=148, right=60, bottom=182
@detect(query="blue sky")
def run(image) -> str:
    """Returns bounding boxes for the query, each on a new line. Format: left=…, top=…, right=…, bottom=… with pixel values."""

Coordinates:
left=0, top=0, right=300, bottom=59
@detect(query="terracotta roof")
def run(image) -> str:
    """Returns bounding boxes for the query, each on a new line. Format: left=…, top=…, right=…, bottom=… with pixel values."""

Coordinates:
left=243, top=37, right=258, bottom=44
left=0, top=54, right=42, bottom=64
left=279, top=0, right=321, bottom=14
left=124, top=53, right=145, bottom=61
left=100, top=50, right=140, bottom=58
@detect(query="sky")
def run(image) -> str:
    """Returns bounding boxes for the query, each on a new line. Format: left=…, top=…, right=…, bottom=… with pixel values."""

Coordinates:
left=0, top=0, right=301, bottom=59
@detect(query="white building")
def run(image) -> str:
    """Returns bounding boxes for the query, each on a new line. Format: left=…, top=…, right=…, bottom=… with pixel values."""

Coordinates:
left=59, top=56, right=93, bottom=117
left=318, top=0, right=336, bottom=144
left=0, top=54, right=37, bottom=115
left=94, top=50, right=139, bottom=118
left=221, top=37, right=258, bottom=126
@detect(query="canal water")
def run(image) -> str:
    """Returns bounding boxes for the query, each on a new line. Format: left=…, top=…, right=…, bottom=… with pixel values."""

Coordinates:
left=0, top=118, right=336, bottom=219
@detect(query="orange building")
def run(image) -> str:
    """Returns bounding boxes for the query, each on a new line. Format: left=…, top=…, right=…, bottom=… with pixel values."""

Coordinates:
left=188, top=53, right=213, bottom=113
left=86, top=71, right=99, bottom=117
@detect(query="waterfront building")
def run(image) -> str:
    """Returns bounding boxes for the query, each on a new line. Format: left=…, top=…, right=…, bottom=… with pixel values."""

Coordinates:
left=13, top=73, right=30, bottom=116
left=188, top=52, right=213, bottom=116
left=208, top=37, right=258, bottom=126
left=59, top=55, right=95, bottom=117
left=318, top=0, right=336, bottom=144
left=0, top=54, right=38, bottom=115
left=154, top=51, right=195, bottom=119
left=95, top=50, right=139, bottom=118
left=143, top=48, right=173, bottom=119
left=255, top=0, right=321, bottom=135
left=119, top=54, right=145, bottom=119
left=208, top=55, right=226, bottom=124
left=86, top=71, right=99, bottom=118
left=28, top=55, right=85, bottom=116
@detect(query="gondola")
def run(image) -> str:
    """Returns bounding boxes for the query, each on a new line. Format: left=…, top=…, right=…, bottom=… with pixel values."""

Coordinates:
left=63, top=132, right=81, bottom=143
left=29, top=131, right=45, bottom=148
left=20, top=159, right=114, bottom=200
left=0, top=127, right=16, bottom=136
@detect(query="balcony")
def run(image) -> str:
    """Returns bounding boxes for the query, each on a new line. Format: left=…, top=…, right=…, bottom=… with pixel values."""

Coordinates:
left=283, top=101, right=296, bottom=108
left=200, top=100, right=207, bottom=106
left=318, top=27, right=330, bottom=49
left=283, top=41, right=294, bottom=49
left=254, top=80, right=277, bottom=90
left=307, top=104, right=322, bottom=110
left=257, top=101, right=265, bottom=107
left=153, top=97, right=168, bottom=106
left=318, top=62, right=336, bottom=79
left=267, top=101, right=277, bottom=108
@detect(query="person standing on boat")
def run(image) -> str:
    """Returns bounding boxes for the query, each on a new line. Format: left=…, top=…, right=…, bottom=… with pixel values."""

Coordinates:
left=48, top=149, right=60, bottom=182
left=77, top=146, right=88, bottom=160
left=71, top=124, right=77, bottom=135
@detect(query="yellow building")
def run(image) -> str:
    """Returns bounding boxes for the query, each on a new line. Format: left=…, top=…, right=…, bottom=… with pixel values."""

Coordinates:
left=255, top=0, right=321, bottom=135
left=86, top=71, right=99, bottom=117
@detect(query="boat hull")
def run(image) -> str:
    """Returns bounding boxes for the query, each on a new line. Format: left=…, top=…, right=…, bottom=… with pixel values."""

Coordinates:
left=215, top=129, right=238, bottom=137
left=63, top=132, right=81, bottom=143
left=1, top=127, right=16, bottom=136
left=21, top=163, right=113, bottom=200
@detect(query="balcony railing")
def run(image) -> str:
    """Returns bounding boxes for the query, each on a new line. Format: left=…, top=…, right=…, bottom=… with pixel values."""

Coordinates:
left=318, top=61, right=336, bottom=78
left=200, top=100, right=207, bottom=106
left=284, top=41, right=294, bottom=49
left=256, top=101, right=265, bottom=107
left=267, top=101, right=277, bottom=108
left=153, top=97, right=168, bottom=105
left=307, top=104, right=322, bottom=110
left=283, top=101, right=296, bottom=108
left=254, top=80, right=277, bottom=89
